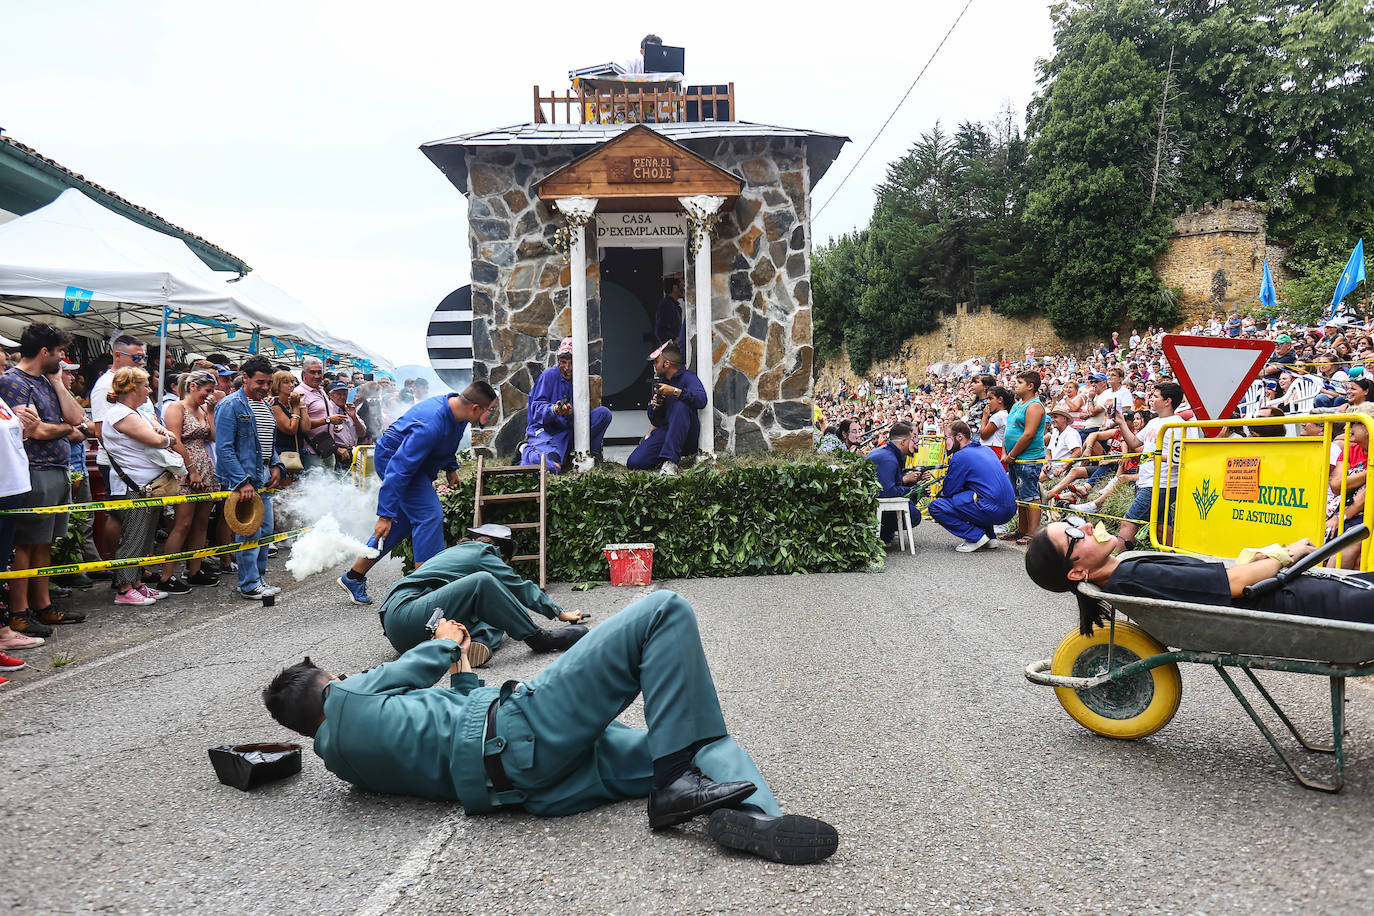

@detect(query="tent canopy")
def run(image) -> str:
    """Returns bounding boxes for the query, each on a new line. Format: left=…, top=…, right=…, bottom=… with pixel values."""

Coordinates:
left=0, top=189, right=390, bottom=370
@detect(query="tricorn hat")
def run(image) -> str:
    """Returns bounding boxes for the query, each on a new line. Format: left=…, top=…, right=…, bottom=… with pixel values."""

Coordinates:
left=225, top=490, right=266, bottom=537
left=467, top=523, right=515, bottom=557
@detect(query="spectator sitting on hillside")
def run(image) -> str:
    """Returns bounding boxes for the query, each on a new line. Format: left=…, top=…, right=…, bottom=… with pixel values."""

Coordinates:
left=1042, top=408, right=1084, bottom=502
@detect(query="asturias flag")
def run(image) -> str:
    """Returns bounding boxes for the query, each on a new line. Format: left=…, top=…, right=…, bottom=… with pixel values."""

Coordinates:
left=1258, top=258, right=1277, bottom=308
left=1331, top=239, right=1366, bottom=307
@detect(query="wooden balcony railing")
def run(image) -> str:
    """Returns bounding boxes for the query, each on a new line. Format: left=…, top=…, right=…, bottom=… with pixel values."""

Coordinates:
left=533, top=83, right=735, bottom=125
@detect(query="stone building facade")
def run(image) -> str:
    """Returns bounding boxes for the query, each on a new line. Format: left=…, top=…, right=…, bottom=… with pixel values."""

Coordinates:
left=423, top=124, right=846, bottom=457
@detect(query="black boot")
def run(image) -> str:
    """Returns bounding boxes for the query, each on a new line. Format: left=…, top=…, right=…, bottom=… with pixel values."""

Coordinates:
left=524, top=624, right=588, bottom=653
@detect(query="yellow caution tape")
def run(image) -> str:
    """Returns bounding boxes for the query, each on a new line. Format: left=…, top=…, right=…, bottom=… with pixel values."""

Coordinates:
left=1015, top=499, right=1136, bottom=524
left=0, top=488, right=282, bottom=515
left=1011, top=451, right=1151, bottom=465
left=0, top=525, right=311, bottom=580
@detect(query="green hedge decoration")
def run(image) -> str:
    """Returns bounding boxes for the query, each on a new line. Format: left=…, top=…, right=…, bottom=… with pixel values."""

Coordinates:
left=425, top=452, right=883, bottom=582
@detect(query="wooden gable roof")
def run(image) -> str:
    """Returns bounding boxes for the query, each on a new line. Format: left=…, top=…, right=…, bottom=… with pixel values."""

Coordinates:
left=535, top=125, right=742, bottom=211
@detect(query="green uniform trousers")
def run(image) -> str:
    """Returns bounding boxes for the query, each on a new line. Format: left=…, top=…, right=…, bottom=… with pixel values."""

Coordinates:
left=495, top=589, right=781, bottom=817
left=382, top=570, right=542, bottom=655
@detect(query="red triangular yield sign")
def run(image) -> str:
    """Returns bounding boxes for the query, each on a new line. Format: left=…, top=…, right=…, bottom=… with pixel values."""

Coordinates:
left=1161, top=335, right=1276, bottom=437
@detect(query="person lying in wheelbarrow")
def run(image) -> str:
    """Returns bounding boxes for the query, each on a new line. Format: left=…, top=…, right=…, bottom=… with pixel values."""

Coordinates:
left=1025, top=519, right=1374, bottom=635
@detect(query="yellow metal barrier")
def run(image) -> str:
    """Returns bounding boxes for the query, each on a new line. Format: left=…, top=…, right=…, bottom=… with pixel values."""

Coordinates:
left=351, top=444, right=375, bottom=488
left=1154, top=414, right=1372, bottom=570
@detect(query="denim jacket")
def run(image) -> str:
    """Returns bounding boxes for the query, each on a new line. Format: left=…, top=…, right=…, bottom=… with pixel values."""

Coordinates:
left=214, top=390, right=281, bottom=490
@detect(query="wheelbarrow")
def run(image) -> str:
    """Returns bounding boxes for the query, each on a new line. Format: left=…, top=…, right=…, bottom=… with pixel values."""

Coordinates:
left=1025, top=526, right=1374, bottom=792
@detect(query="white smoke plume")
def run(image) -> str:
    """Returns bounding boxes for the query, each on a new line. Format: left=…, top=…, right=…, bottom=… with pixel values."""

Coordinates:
left=276, top=470, right=389, bottom=582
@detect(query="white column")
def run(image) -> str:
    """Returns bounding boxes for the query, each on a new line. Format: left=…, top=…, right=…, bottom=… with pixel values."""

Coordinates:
left=554, top=196, right=598, bottom=471
left=680, top=195, right=725, bottom=457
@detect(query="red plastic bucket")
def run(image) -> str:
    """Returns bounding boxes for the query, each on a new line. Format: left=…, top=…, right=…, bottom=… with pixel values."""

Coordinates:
left=604, top=543, right=654, bottom=586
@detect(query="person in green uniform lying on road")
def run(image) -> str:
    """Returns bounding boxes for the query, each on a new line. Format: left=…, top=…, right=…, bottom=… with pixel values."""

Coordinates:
left=264, top=589, right=839, bottom=865
left=376, top=523, right=588, bottom=666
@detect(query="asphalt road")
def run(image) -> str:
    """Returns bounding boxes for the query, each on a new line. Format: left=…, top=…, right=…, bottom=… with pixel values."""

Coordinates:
left=4, top=527, right=1374, bottom=915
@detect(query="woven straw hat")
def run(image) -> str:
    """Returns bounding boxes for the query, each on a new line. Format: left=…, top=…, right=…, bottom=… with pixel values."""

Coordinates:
left=225, top=490, right=265, bottom=537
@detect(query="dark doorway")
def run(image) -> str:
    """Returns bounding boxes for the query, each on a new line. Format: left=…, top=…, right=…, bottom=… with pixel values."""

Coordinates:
left=598, top=246, right=663, bottom=410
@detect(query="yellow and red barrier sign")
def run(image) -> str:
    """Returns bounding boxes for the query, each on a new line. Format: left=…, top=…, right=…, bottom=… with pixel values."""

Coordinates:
left=1160, top=414, right=1372, bottom=569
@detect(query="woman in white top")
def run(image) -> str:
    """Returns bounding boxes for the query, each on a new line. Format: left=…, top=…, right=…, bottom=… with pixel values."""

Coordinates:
left=979, top=387, right=1012, bottom=458
left=102, top=368, right=176, bottom=607
left=0, top=395, right=39, bottom=653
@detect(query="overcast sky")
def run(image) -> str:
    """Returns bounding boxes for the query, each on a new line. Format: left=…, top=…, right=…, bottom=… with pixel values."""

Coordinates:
left=2, top=0, right=1054, bottom=366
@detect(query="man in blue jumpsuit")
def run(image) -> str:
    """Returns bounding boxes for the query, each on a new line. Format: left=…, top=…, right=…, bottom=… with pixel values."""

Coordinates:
left=520, top=337, right=612, bottom=473
left=868, top=421, right=924, bottom=543
left=337, top=382, right=497, bottom=605
left=377, top=524, right=588, bottom=663
left=627, top=344, right=706, bottom=475
left=927, top=420, right=1017, bottom=553
left=264, top=590, right=839, bottom=864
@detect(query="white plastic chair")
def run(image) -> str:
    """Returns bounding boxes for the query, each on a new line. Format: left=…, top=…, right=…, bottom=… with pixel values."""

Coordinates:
left=877, top=497, right=916, bottom=556
left=1284, top=375, right=1322, bottom=416
left=1239, top=379, right=1268, bottom=419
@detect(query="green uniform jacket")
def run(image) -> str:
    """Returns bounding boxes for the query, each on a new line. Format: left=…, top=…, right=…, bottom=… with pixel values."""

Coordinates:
left=313, top=640, right=508, bottom=810
left=379, top=542, right=561, bottom=647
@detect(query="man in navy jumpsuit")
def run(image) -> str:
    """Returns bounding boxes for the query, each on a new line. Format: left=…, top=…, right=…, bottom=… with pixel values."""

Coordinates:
left=520, top=337, right=611, bottom=473
left=264, top=590, right=839, bottom=864
left=627, top=344, right=706, bottom=475
left=927, top=420, right=1017, bottom=552
left=868, top=421, right=923, bottom=542
left=337, top=382, right=497, bottom=605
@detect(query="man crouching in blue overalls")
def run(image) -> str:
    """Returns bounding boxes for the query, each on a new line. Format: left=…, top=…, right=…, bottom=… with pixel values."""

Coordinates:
left=627, top=344, right=705, bottom=476
left=264, top=590, right=839, bottom=864
left=337, top=382, right=496, bottom=605
left=927, top=420, right=1016, bottom=553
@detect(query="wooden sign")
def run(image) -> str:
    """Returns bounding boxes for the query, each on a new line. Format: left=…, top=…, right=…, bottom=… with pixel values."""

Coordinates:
left=607, top=156, right=676, bottom=183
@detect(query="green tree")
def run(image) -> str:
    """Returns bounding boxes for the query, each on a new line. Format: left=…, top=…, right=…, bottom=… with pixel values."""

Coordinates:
left=1044, top=0, right=1374, bottom=301
left=1024, top=32, right=1175, bottom=338
left=812, top=231, right=869, bottom=364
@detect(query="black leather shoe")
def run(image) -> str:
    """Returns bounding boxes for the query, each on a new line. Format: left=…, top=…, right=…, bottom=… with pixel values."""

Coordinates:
left=708, top=808, right=839, bottom=864
left=524, top=624, right=588, bottom=653
left=647, top=768, right=755, bottom=829
left=57, top=572, right=96, bottom=588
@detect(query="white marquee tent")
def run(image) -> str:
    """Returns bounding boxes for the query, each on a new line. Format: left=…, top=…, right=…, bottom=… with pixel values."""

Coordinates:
left=0, top=189, right=390, bottom=370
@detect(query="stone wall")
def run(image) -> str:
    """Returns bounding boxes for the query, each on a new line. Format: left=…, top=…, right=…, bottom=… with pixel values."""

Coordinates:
left=815, top=303, right=1062, bottom=390
left=1155, top=199, right=1292, bottom=324
left=464, top=136, right=815, bottom=456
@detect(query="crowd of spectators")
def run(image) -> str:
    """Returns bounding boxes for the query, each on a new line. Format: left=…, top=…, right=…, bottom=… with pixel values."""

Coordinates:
left=817, top=308, right=1374, bottom=553
left=0, top=322, right=422, bottom=681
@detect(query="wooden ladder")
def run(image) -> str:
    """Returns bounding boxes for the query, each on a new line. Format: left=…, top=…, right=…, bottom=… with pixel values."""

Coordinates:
left=472, top=453, right=548, bottom=588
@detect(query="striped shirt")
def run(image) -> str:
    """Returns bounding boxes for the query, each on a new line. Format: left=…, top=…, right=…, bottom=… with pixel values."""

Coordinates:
left=248, top=397, right=276, bottom=465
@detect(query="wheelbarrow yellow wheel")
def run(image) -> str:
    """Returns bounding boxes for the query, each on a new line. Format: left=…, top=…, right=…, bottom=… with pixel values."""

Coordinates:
left=1051, top=622, right=1182, bottom=740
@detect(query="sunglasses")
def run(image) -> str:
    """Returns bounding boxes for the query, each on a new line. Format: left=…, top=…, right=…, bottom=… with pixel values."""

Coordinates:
left=1062, top=516, right=1089, bottom=566
left=116, top=350, right=147, bottom=363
